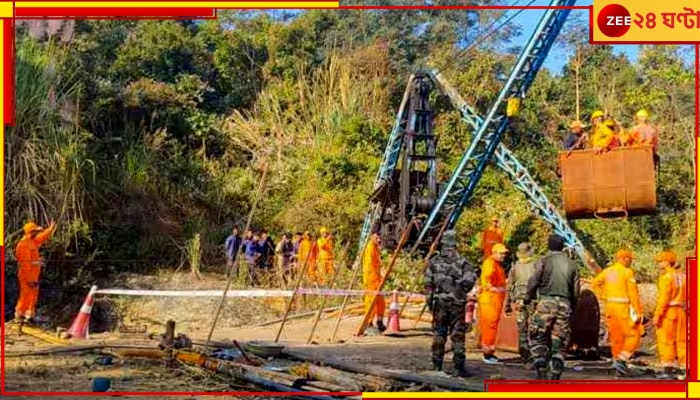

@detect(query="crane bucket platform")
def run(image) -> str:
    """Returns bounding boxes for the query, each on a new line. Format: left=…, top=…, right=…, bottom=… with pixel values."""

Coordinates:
left=559, top=146, right=657, bottom=219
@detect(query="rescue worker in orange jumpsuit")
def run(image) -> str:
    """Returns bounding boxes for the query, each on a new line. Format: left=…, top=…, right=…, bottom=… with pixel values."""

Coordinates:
left=317, top=227, right=335, bottom=285
left=298, top=231, right=318, bottom=283
left=479, top=243, right=508, bottom=364
left=362, top=231, right=386, bottom=334
left=480, top=218, right=504, bottom=260
left=591, top=249, right=643, bottom=376
left=628, top=109, right=660, bottom=169
left=590, top=110, right=615, bottom=152
left=653, top=251, right=687, bottom=380
left=14, top=220, right=57, bottom=323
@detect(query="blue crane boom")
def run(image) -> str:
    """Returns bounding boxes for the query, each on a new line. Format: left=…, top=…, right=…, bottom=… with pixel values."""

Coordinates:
left=414, top=0, right=576, bottom=248
left=428, top=71, right=589, bottom=265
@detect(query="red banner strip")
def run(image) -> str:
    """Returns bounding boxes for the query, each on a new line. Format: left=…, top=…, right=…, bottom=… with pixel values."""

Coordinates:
left=15, top=8, right=216, bottom=17
left=3, top=19, right=14, bottom=126
left=689, top=257, right=697, bottom=381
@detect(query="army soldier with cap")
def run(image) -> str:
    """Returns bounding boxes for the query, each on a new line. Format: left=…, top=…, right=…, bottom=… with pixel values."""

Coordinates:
left=424, top=230, right=478, bottom=377
left=505, top=242, right=538, bottom=365
left=525, top=234, right=580, bottom=380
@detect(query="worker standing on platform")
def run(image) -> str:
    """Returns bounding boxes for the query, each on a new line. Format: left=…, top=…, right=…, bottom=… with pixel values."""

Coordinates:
left=590, top=110, right=614, bottom=152
left=480, top=217, right=504, bottom=260
left=363, top=231, right=386, bottom=334
left=14, top=219, right=57, bottom=324
left=591, top=249, right=644, bottom=376
left=425, top=230, right=477, bottom=377
left=653, top=251, right=687, bottom=380
left=478, top=242, right=508, bottom=364
left=525, top=235, right=580, bottom=380
left=317, top=227, right=335, bottom=284
left=629, top=109, right=660, bottom=169
left=563, top=120, right=586, bottom=150
left=505, top=242, right=537, bottom=365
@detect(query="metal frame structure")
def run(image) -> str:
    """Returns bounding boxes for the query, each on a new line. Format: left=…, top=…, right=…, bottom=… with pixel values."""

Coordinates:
left=357, top=0, right=585, bottom=265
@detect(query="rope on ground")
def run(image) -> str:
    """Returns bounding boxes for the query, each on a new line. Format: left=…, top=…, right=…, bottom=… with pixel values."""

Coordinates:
left=203, top=160, right=270, bottom=353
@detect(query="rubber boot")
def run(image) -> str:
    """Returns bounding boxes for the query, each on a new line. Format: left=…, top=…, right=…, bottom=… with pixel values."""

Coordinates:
left=549, top=358, right=564, bottom=381
left=376, top=320, right=387, bottom=333
left=536, top=368, right=548, bottom=380
left=613, top=359, right=631, bottom=376
left=432, top=359, right=443, bottom=372
left=453, top=359, right=470, bottom=378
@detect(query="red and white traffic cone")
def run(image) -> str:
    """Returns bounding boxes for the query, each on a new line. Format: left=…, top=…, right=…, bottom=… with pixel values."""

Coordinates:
left=384, top=290, right=401, bottom=335
left=67, top=285, right=98, bottom=339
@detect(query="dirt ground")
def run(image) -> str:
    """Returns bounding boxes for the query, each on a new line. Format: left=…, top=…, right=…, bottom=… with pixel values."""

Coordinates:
left=3, top=272, right=666, bottom=397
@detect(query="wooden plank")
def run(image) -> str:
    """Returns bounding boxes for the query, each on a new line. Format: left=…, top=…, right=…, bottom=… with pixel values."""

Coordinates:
left=283, top=349, right=483, bottom=392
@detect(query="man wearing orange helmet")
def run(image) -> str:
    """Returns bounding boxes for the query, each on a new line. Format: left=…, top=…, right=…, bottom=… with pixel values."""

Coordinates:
left=653, top=251, right=686, bottom=380
left=591, top=249, right=644, bottom=376
left=14, top=219, right=57, bottom=324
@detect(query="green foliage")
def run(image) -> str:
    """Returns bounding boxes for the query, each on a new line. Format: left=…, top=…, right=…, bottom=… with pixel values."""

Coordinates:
left=7, top=12, right=695, bottom=296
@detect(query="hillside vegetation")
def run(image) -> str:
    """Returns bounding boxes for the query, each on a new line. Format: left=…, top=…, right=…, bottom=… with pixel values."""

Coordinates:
left=6, top=9, right=696, bottom=316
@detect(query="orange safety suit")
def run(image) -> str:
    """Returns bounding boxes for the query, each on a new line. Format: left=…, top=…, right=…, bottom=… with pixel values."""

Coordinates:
left=629, top=124, right=659, bottom=152
left=362, top=239, right=385, bottom=321
left=317, top=236, right=334, bottom=284
left=298, top=238, right=318, bottom=283
left=15, top=223, right=56, bottom=320
left=481, top=228, right=503, bottom=259
left=591, top=124, right=615, bottom=150
left=654, top=266, right=687, bottom=368
left=591, top=262, right=643, bottom=361
left=478, top=256, right=507, bottom=355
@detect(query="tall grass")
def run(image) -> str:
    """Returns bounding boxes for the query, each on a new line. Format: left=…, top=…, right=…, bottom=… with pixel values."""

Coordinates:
left=6, top=37, right=94, bottom=249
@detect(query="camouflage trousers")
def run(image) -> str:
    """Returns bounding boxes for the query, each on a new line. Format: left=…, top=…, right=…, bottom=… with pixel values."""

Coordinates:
left=528, top=297, right=572, bottom=378
left=431, top=300, right=467, bottom=368
left=513, top=299, right=535, bottom=361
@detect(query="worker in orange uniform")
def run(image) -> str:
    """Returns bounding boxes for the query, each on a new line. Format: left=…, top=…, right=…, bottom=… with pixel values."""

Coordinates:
left=317, top=227, right=335, bottom=285
left=363, top=231, right=386, bottom=334
left=653, top=251, right=687, bottom=380
left=590, top=110, right=614, bottom=152
left=628, top=109, right=660, bottom=169
left=479, top=243, right=508, bottom=364
left=298, top=231, right=318, bottom=284
left=480, top=218, right=504, bottom=260
left=591, top=249, right=643, bottom=376
left=14, top=219, right=57, bottom=324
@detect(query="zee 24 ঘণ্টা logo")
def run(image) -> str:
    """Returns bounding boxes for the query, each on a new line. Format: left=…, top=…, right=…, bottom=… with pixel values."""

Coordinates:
left=597, top=3, right=700, bottom=39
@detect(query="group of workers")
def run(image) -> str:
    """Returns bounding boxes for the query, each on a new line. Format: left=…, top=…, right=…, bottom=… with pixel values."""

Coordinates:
left=417, top=218, right=687, bottom=380
left=563, top=109, right=660, bottom=167
left=12, top=215, right=687, bottom=382
left=224, top=226, right=335, bottom=285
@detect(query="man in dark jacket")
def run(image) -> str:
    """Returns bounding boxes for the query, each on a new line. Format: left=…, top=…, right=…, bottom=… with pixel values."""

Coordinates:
left=424, top=230, right=478, bottom=377
left=525, top=234, right=580, bottom=380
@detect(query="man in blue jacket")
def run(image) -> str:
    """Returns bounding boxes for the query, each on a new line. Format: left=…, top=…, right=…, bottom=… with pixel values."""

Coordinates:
left=224, top=226, right=242, bottom=278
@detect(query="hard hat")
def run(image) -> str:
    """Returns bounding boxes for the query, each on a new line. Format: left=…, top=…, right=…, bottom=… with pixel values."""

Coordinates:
left=654, top=251, right=677, bottom=264
left=569, top=120, right=585, bottom=129
left=23, top=221, right=42, bottom=234
left=591, top=110, right=604, bottom=120
left=441, top=230, right=458, bottom=246
left=491, top=243, right=509, bottom=254
left=636, top=109, right=649, bottom=119
left=615, top=249, right=634, bottom=260
left=319, top=227, right=328, bottom=234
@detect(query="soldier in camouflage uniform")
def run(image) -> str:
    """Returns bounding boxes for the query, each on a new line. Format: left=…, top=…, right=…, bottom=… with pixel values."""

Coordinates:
left=524, top=234, right=580, bottom=380
left=424, top=230, right=478, bottom=378
left=505, top=242, right=537, bottom=364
